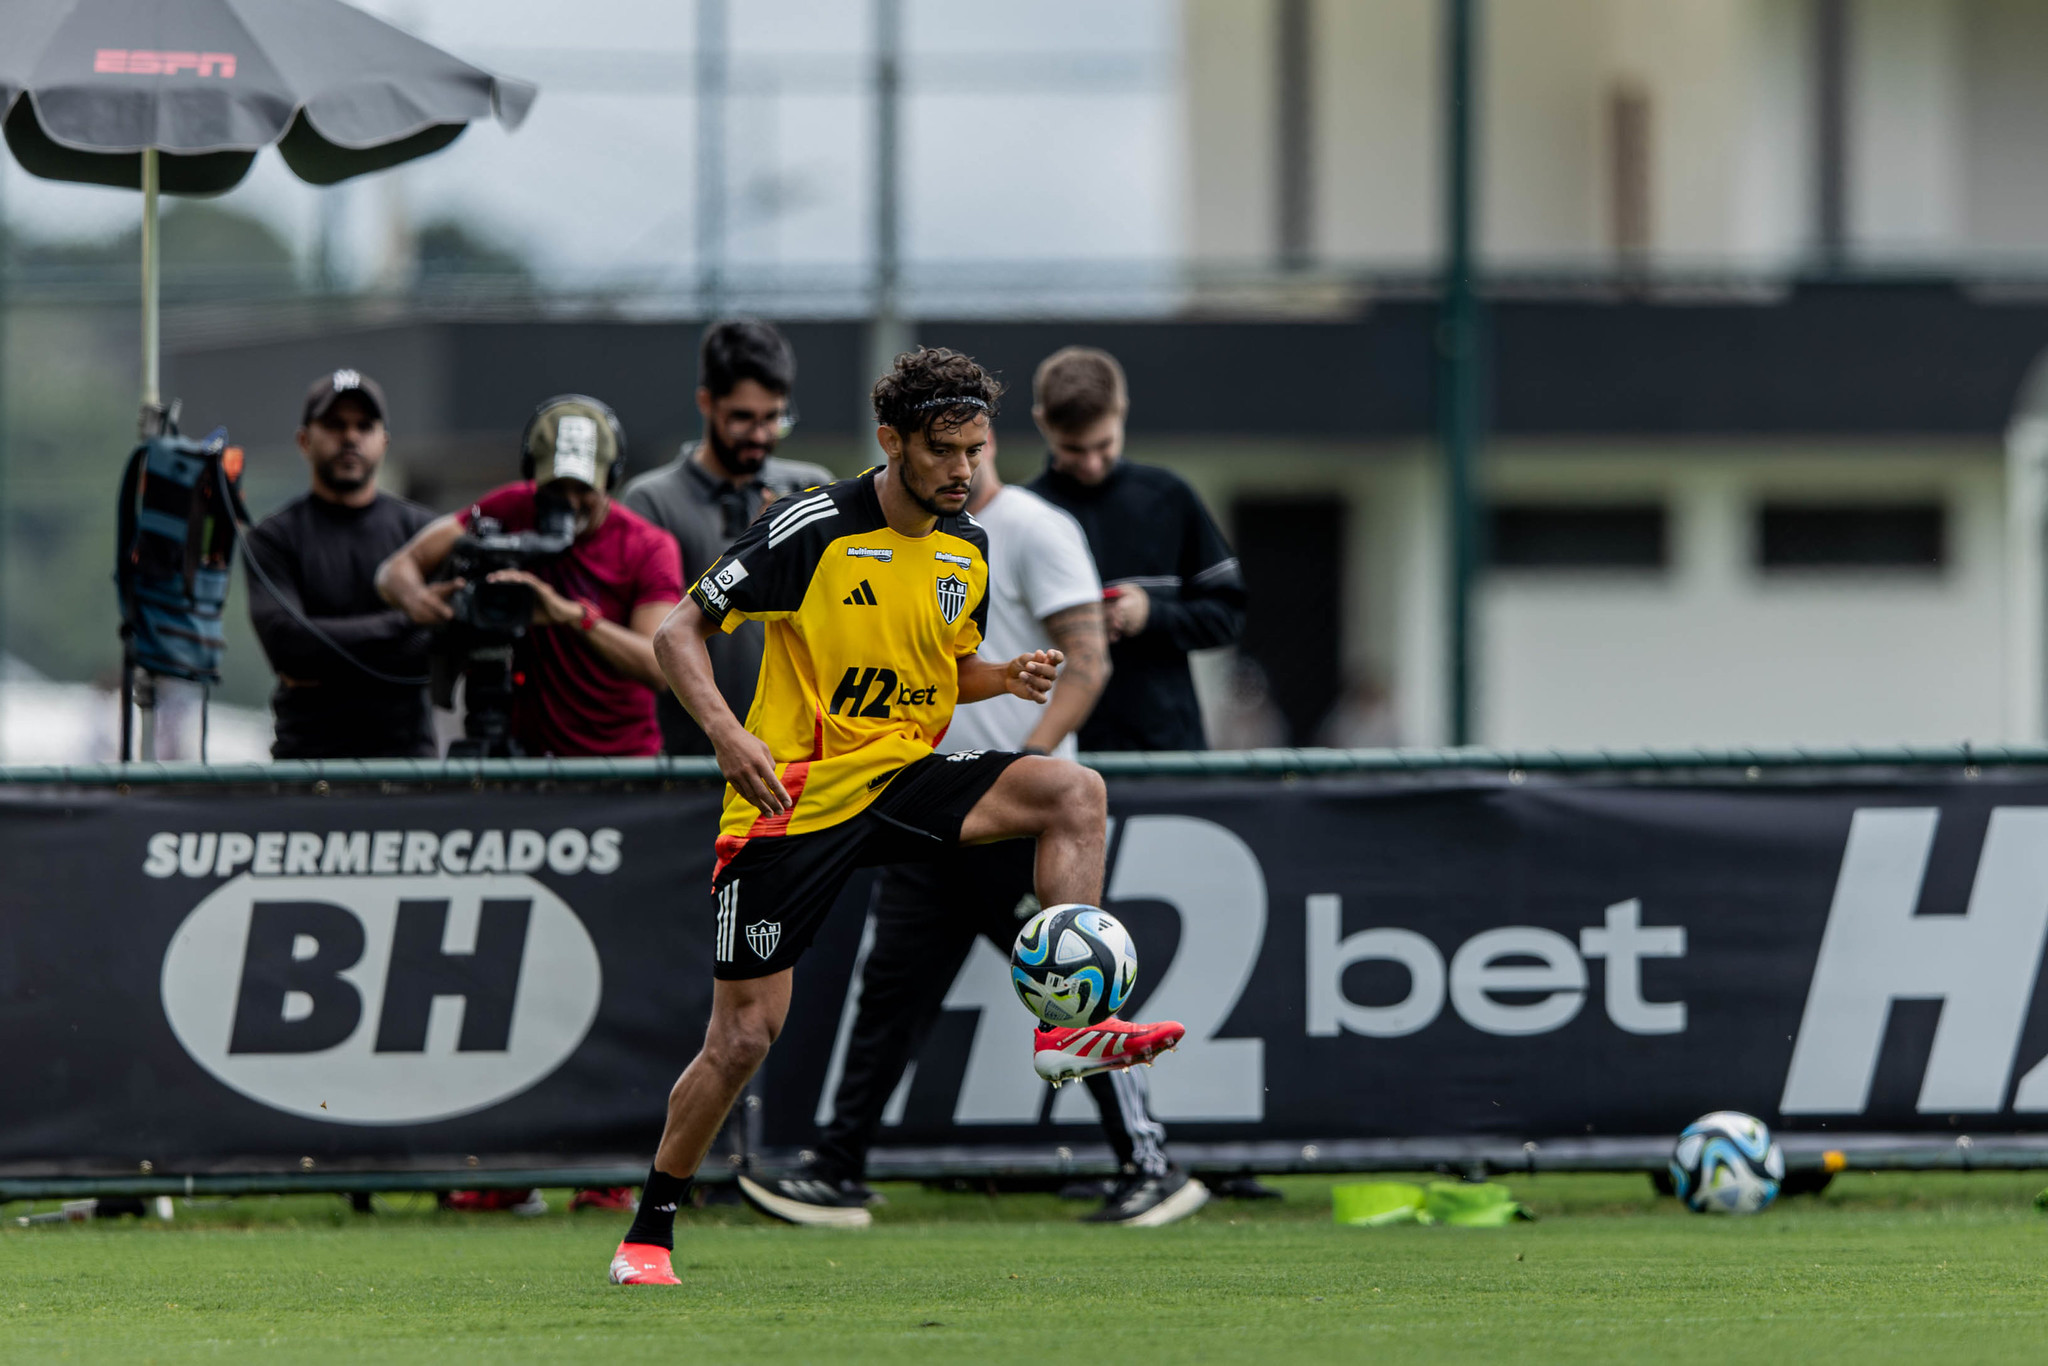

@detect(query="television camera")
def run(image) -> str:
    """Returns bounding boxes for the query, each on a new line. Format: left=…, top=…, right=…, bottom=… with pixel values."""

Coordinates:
left=430, top=490, right=576, bottom=758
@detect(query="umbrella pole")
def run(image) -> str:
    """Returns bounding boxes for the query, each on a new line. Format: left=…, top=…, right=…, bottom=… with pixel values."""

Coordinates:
left=127, top=147, right=161, bottom=761
left=139, top=147, right=160, bottom=433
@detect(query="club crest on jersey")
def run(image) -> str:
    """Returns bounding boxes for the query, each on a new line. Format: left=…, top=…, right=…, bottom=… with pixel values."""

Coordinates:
left=746, top=919, right=781, bottom=959
left=935, top=573, right=968, bottom=624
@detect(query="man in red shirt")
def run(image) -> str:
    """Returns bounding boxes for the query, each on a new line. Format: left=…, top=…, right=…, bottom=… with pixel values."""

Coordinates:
left=378, top=396, right=683, bottom=758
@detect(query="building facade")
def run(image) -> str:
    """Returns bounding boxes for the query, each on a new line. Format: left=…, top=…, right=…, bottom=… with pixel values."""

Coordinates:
left=1183, top=0, right=2048, bottom=277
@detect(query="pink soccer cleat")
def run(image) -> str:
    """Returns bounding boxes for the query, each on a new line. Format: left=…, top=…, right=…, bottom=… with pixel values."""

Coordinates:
left=608, top=1241, right=681, bottom=1285
left=1032, top=1017, right=1184, bottom=1084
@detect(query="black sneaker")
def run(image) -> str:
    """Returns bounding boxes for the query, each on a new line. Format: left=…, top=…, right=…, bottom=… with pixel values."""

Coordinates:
left=736, top=1173, right=873, bottom=1228
left=1080, top=1168, right=1210, bottom=1227
left=1208, top=1175, right=1283, bottom=1201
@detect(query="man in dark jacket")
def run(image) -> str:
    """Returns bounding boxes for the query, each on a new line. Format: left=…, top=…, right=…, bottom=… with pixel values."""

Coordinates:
left=246, top=370, right=436, bottom=759
left=1025, top=345, right=1272, bottom=1203
left=1027, top=346, right=1244, bottom=752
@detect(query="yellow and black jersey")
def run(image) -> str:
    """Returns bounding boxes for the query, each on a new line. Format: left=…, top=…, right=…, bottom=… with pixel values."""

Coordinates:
left=689, top=468, right=992, bottom=856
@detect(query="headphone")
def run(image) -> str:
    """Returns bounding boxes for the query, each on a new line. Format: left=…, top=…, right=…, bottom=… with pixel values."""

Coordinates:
left=521, top=393, right=628, bottom=489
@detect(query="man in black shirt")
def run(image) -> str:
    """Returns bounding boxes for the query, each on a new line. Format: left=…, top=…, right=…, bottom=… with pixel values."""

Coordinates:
left=1025, top=345, right=1273, bottom=1203
left=246, top=370, right=437, bottom=759
left=1027, top=346, right=1244, bottom=752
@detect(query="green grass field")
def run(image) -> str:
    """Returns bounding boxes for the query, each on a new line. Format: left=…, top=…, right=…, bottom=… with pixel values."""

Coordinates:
left=6, top=1172, right=2048, bottom=1364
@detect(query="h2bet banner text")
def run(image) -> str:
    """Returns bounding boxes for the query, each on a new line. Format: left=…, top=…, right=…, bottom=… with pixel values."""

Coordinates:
left=3, top=769, right=2047, bottom=1179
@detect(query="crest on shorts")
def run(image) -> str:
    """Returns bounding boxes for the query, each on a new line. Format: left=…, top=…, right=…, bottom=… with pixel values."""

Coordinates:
left=746, top=920, right=781, bottom=959
left=935, top=573, right=968, bottom=624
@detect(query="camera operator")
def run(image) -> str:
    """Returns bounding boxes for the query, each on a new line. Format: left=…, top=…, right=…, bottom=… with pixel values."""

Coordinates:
left=245, top=370, right=437, bottom=759
left=376, top=396, right=682, bottom=758
left=620, top=318, right=832, bottom=754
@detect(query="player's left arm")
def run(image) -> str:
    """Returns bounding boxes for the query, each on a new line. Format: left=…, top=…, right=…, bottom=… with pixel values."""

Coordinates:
left=958, top=650, right=1063, bottom=706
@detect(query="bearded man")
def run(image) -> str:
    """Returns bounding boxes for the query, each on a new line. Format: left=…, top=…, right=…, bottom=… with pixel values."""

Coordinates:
left=620, top=318, right=835, bottom=754
left=246, top=369, right=438, bottom=759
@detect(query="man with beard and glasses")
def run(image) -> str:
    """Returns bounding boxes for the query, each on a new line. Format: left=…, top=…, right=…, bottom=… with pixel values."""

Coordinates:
left=245, top=369, right=438, bottom=759
left=622, top=319, right=833, bottom=754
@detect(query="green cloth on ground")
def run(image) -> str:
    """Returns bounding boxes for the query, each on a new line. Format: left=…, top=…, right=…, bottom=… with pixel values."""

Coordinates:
left=1332, top=1181, right=1426, bottom=1226
left=1332, top=1180, right=1535, bottom=1227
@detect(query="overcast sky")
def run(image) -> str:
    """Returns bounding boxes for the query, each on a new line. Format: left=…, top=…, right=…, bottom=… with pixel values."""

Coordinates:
left=0, top=0, right=1184, bottom=295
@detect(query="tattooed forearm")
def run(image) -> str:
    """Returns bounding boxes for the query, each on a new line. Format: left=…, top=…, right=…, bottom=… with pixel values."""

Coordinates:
left=1022, top=600, right=1112, bottom=753
left=1045, top=601, right=1109, bottom=684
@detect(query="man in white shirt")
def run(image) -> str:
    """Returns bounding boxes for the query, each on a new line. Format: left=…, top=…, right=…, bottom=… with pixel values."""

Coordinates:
left=738, top=437, right=1209, bottom=1229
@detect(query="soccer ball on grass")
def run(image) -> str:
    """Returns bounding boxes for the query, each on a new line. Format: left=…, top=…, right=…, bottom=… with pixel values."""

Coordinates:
left=1010, top=904, right=1137, bottom=1027
left=1669, top=1110, right=1785, bottom=1215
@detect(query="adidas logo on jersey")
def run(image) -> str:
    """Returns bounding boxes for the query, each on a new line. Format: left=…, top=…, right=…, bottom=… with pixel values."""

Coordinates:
left=843, top=580, right=878, bottom=606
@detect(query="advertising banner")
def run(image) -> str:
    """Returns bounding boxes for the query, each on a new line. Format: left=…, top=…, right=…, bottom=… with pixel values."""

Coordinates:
left=0, top=786, right=716, bottom=1179
left=6, top=769, right=2048, bottom=1181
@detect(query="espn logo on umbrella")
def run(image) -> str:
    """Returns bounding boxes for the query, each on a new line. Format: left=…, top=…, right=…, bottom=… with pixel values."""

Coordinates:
left=95, top=50, right=239, bottom=79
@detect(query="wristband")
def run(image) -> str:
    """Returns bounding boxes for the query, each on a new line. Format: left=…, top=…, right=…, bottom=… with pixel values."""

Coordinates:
left=1022, top=745, right=1050, bottom=757
left=576, top=601, right=600, bottom=632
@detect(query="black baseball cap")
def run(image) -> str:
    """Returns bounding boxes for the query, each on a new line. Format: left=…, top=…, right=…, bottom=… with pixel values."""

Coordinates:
left=302, top=369, right=388, bottom=426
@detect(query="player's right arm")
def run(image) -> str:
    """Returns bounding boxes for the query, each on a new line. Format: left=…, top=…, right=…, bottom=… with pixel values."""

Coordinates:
left=669, top=489, right=839, bottom=814
left=654, top=599, right=790, bottom=815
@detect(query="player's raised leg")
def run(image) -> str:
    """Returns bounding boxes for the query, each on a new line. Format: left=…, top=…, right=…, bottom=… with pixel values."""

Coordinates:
left=610, top=973, right=792, bottom=1284
left=956, top=756, right=1186, bottom=1078
left=958, top=753, right=1106, bottom=902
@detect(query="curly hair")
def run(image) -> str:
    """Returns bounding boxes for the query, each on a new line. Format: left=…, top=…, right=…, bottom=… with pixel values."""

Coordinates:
left=871, top=346, right=1004, bottom=443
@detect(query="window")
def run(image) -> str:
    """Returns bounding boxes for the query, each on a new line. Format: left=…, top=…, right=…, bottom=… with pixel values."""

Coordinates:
left=1488, top=504, right=1667, bottom=571
left=1756, top=503, right=1944, bottom=571
left=1608, top=81, right=1653, bottom=262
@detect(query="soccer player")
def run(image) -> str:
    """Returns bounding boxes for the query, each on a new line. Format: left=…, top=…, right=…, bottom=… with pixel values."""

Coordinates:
left=609, top=348, right=1183, bottom=1285
left=746, top=430, right=1208, bottom=1228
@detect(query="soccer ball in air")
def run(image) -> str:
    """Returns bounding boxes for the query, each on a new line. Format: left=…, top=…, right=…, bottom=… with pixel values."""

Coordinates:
left=1669, top=1110, right=1785, bottom=1215
left=1010, top=904, right=1137, bottom=1028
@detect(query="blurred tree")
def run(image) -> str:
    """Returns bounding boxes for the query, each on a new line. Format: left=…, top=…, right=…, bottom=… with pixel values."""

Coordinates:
left=0, top=207, right=530, bottom=706
left=15, top=202, right=298, bottom=298
left=415, top=219, right=533, bottom=295
left=0, top=205, right=297, bottom=703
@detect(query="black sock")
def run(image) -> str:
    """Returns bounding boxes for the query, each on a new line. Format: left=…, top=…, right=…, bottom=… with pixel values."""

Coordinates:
left=623, top=1166, right=692, bottom=1250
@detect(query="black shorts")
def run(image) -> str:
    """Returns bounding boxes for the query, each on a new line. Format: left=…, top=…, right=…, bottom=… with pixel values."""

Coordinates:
left=711, top=749, right=1025, bottom=979
left=873, top=841, right=1040, bottom=948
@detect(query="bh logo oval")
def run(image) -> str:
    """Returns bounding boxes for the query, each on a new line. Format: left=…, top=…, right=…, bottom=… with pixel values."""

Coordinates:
left=160, top=874, right=602, bottom=1125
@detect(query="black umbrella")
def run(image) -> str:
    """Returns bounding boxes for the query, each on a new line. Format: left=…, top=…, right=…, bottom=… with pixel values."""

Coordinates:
left=0, top=0, right=535, bottom=419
